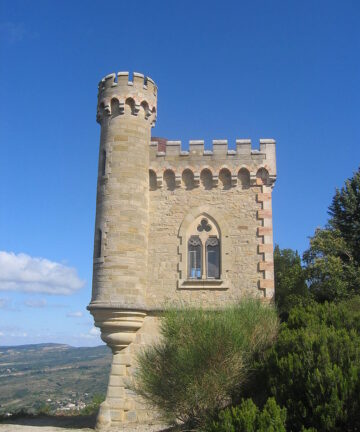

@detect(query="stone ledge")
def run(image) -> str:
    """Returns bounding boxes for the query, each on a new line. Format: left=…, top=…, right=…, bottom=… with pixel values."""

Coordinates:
left=177, top=278, right=229, bottom=290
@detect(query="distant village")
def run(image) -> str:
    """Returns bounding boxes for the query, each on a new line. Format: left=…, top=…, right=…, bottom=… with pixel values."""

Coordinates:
left=1, top=391, right=93, bottom=417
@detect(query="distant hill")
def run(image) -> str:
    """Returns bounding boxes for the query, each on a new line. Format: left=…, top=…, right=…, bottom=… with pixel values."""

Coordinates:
left=0, top=343, right=112, bottom=415
left=0, top=343, right=70, bottom=351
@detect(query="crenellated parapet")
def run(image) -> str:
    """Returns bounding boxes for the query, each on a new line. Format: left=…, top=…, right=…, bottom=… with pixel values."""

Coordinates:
left=97, top=71, right=157, bottom=125
left=149, top=138, right=276, bottom=189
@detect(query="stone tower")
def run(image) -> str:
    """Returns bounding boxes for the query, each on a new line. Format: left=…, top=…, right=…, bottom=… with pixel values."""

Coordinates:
left=88, top=72, right=158, bottom=427
left=88, top=71, right=277, bottom=429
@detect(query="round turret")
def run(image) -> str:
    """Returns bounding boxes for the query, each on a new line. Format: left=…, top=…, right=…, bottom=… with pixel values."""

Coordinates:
left=96, top=72, right=157, bottom=125
left=89, top=71, right=157, bottom=347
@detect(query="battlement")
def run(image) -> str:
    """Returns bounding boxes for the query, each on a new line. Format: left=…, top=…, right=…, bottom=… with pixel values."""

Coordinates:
left=98, top=72, right=157, bottom=95
left=97, top=71, right=157, bottom=124
left=150, top=138, right=275, bottom=156
left=149, top=138, right=276, bottom=183
left=150, top=138, right=276, bottom=190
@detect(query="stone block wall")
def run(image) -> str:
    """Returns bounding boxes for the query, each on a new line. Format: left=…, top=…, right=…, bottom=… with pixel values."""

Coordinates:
left=145, top=138, right=276, bottom=309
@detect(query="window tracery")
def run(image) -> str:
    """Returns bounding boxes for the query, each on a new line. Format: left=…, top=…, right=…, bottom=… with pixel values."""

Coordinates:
left=187, top=217, right=220, bottom=280
left=197, top=218, right=212, bottom=232
left=178, top=209, right=229, bottom=290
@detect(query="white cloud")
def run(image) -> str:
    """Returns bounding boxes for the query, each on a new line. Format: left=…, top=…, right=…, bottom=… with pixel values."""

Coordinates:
left=24, top=298, right=47, bottom=308
left=17, top=332, right=27, bottom=337
left=3, top=331, right=28, bottom=338
left=79, top=326, right=101, bottom=339
left=89, top=326, right=100, bottom=336
left=0, top=251, right=85, bottom=295
left=67, top=311, right=83, bottom=318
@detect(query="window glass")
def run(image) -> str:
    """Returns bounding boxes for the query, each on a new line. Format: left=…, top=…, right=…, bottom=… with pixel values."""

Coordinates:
left=188, top=236, right=202, bottom=279
left=206, top=238, right=220, bottom=279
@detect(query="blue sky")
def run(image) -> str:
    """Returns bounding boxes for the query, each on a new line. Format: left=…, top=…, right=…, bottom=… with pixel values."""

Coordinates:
left=0, top=0, right=359, bottom=346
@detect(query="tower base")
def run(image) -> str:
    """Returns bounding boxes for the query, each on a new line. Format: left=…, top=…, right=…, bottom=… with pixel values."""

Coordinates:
left=89, top=308, right=161, bottom=429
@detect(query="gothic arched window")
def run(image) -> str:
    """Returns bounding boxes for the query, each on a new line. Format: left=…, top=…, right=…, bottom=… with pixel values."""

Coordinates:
left=188, top=235, right=202, bottom=279
left=186, top=217, right=221, bottom=280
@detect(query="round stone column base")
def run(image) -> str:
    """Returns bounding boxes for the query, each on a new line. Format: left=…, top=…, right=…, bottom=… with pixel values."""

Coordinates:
left=88, top=306, right=146, bottom=354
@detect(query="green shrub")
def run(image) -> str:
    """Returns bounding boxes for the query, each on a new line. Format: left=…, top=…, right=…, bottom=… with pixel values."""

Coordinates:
left=78, top=394, right=104, bottom=415
left=134, top=300, right=279, bottom=428
left=36, top=403, right=52, bottom=415
left=263, top=297, right=360, bottom=431
left=208, top=397, right=286, bottom=432
left=285, top=295, right=360, bottom=332
left=273, top=245, right=308, bottom=319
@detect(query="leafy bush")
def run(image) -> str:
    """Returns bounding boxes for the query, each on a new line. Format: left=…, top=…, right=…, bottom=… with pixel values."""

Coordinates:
left=262, top=298, right=360, bottom=431
left=36, top=403, right=52, bottom=415
left=134, top=300, right=279, bottom=428
left=208, top=397, right=286, bottom=432
left=273, top=245, right=308, bottom=319
left=78, top=394, right=104, bottom=415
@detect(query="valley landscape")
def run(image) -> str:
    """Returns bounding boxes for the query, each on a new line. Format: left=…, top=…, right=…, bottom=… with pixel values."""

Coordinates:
left=0, top=343, right=111, bottom=416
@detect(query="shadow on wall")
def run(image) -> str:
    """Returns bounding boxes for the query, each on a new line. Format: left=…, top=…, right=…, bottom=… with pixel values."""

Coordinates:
left=219, top=168, right=231, bottom=190
left=182, top=169, right=195, bottom=190
left=164, top=169, right=176, bottom=191
left=200, top=169, right=213, bottom=190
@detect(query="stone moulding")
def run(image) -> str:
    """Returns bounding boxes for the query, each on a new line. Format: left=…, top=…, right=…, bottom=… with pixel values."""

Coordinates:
left=87, top=306, right=146, bottom=353
left=177, top=278, right=229, bottom=290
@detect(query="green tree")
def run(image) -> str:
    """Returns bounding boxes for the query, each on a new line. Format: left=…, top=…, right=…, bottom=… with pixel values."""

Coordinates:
left=303, top=228, right=360, bottom=302
left=273, top=245, right=308, bottom=318
left=303, top=167, right=360, bottom=302
left=329, top=167, right=360, bottom=265
left=263, top=298, right=360, bottom=431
